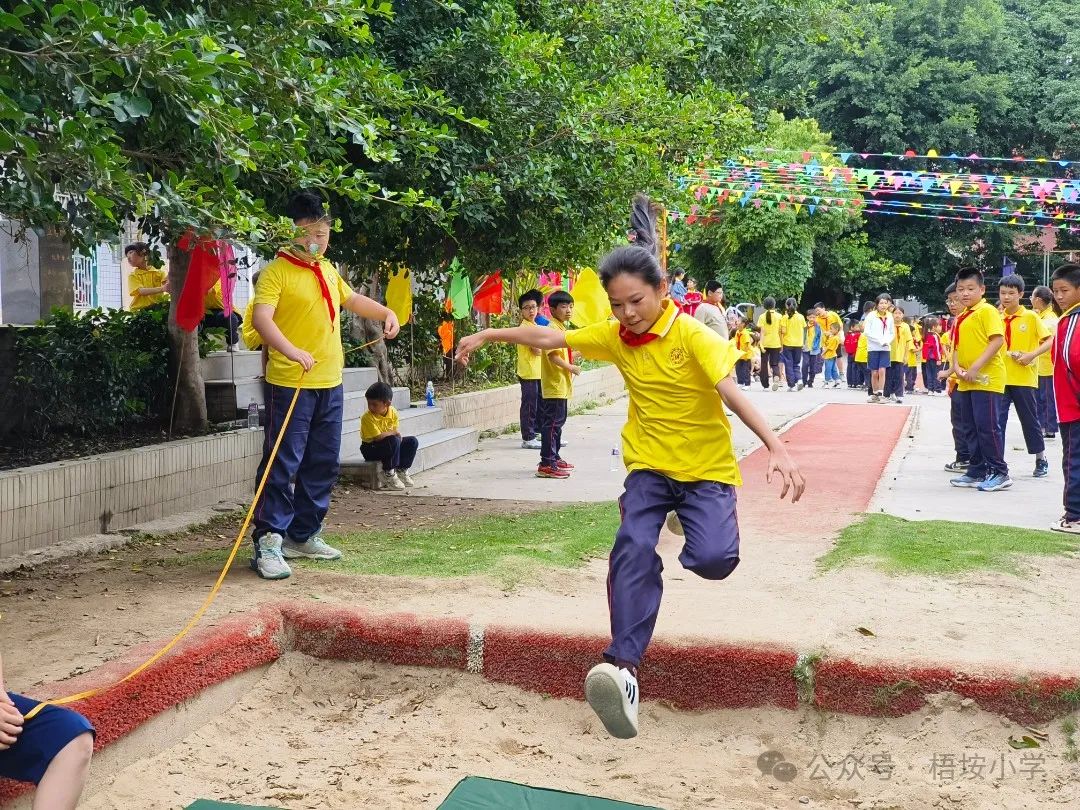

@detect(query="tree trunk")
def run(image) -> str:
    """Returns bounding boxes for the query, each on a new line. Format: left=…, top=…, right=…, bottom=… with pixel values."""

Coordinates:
left=354, top=267, right=393, bottom=384
left=166, top=242, right=208, bottom=435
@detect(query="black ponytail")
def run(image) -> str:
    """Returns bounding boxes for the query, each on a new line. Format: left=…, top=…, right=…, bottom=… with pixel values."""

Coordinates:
left=785, top=297, right=797, bottom=315
left=599, top=193, right=664, bottom=289
left=764, top=296, right=776, bottom=325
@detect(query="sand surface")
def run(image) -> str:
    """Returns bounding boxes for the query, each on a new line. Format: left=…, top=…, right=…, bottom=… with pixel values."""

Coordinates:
left=81, top=653, right=1080, bottom=810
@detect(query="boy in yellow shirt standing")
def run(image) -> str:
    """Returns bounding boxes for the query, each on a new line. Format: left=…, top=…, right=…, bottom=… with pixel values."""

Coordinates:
left=822, top=322, right=842, bottom=388
left=516, top=290, right=544, bottom=450
left=125, top=242, right=169, bottom=310
left=1031, top=285, right=1059, bottom=439
left=948, top=267, right=1010, bottom=491
left=536, top=290, right=580, bottom=479
left=886, top=306, right=912, bottom=403
left=249, top=191, right=400, bottom=580
left=734, top=315, right=754, bottom=390
left=779, top=298, right=806, bottom=392
left=997, top=274, right=1051, bottom=477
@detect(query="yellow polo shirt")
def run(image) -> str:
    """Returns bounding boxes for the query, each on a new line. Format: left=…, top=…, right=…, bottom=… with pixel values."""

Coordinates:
left=129, top=267, right=168, bottom=311
left=735, top=327, right=753, bottom=361
left=815, top=310, right=842, bottom=336
left=780, top=312, right=807, bottom=348
left=955, top=299, right=1006, bottom=393
left=823, top=334, right=840, bottom=360
left=855, top=333, right=868, bottom=363
left=360, top=405, right=399, bottom=443
left=891, top=322, right=912, bottom=363
left=204, top=279, right=224, bottom=311
left=541, top=318, right=573, bottom=400
left=1001, top=306, right=1050, bottom=388
left=241, top=299, right=261, bottom=350
left=253, top=251, right=354, bottom=389
left=1038, top=308, right=1058, bottom=377
left=516, top=320, right=543, bottom=380
left=566, top=301, right=740, bottom=485
left=757, top=310, right=782, bottom=349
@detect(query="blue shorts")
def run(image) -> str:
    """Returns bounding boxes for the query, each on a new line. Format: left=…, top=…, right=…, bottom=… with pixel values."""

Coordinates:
left=867, top=350, right=892, bottom=371
left=0, top=694, right=94, bottom=785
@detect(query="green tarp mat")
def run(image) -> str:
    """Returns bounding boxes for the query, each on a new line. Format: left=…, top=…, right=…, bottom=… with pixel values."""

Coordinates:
left=186, top=802, right=282, bottom=810
left=438, top=776, right=663, bottom=809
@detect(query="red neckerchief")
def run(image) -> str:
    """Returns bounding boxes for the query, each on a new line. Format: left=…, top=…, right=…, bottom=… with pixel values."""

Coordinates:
left=619, top=309, right=680, bottom=346
left=1003, top=313, right=1016, bottom=350
left=953, top=301, right=984, bottom=350
left=277, top=249, right=336, bottom=323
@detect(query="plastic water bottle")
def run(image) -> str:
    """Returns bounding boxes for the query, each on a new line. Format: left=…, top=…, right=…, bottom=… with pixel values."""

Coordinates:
left=609, top=446, right=621, bottom=472
left=247, top=398, right=260, bottom=430
left=425, top=381, right=435, bottom=407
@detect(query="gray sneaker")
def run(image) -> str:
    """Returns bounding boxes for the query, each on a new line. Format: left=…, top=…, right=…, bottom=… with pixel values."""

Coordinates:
left=250, top=532, right=292, bottom=580
left=282, top=535, right=343, bottom=560
left=396, top=469, right=415, bottom=488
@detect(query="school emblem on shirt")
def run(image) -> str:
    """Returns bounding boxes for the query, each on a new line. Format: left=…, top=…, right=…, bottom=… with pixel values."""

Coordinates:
left=1019, top=323, right=1028, bottom=332
left=668, top=347, right=688, bottom=367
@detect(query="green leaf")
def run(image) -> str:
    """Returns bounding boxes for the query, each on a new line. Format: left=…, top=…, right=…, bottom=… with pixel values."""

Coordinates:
left=1007, top=736, right=1041, bottom=750
left=124, top=96, right=152, bottom=117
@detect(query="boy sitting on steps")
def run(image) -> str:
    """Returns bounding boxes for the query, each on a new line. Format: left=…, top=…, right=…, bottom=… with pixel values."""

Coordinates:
left=360, top=382, right=418, bottom=491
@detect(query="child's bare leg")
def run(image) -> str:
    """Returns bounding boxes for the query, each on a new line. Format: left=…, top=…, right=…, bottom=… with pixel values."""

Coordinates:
left=33, top=732, right=93, bottom=810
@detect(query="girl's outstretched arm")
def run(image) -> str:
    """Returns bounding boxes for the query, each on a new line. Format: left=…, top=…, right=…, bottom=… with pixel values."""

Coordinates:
left=456, top=326, right=569, bottom=366
left=716, top=377, right=806, bottom=502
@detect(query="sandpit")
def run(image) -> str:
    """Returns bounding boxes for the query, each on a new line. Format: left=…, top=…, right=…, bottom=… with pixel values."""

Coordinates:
left=78, top=653, right=1079, bottom=810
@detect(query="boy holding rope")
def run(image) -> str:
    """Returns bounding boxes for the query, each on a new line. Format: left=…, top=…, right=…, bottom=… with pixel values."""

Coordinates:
left=249, top=191, right=400, bottom=580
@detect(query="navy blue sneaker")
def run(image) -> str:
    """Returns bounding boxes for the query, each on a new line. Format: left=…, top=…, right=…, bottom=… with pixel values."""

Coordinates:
left=1034, top=459, right=1049, bottom=478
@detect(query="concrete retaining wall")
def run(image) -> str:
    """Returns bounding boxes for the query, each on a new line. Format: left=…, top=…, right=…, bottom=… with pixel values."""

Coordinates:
left=440, top=365, right=624, bottom=435
left=0, top=430, right=261, bottom=559
left=0, top=367, right=624, bottom=560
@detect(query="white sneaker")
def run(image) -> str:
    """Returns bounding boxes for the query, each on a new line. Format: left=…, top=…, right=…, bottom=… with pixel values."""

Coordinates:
left=585, top=663, right=639, bottom=739
left=282, top=535, right=342, bottom=560
left=250, top=533, right=292, bottom=580
left=665, top=511, right=684, bottom=537
left=379, top=469, right=405, bottom=491
left=771, top=380, right=779, bottom=392
left=396, top=469, right=415, bottom=487
left=796, top=381, right=805, bottom=391
left=522, top=439, right=542, bottom=450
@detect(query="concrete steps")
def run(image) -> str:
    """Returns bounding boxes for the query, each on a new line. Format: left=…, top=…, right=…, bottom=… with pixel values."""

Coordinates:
left=339, top=426, right=478, bottom=488
left=199, top=351, right=477, bottom=481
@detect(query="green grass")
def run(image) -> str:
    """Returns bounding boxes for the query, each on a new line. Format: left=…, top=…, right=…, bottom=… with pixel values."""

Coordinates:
left=174, top=502, right=620, bottom=588
left=818, top=514, right=1080, bottom=576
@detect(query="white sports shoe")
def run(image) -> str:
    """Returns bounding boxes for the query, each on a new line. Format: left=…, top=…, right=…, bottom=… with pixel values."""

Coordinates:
left=396, top=469, right=415, bottom=487
left=379, top=469, right=405, bottom=491
left=250, top=532, right=292, bottom=580
left=585, top=663, right=640, bottom=739
left=282, top=535, right=342, bottom=560
left=521, top=439, right=542, bottom=450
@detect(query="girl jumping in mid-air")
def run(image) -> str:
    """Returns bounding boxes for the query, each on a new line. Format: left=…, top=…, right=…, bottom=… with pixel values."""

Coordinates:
left=455, top=195, right=805, bottom=739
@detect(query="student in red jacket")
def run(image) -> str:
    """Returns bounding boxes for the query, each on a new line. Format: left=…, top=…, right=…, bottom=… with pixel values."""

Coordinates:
left=1046, top=265, right=1080, bottom=532
left=921, top=317, right=944, bottom=395
left=844, top=322, right=863, bottom=388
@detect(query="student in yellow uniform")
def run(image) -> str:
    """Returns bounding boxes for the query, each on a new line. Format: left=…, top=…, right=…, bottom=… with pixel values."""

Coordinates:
left=733, top=315, right=754, bottom=389
left=454, top=194, right=804, bottom=740
left=813, top=303, right=844, bottom=377
left=779, top=298, right=807, bottom=392
left=536, top=290, right=580, bottom=478
left=886, top=306, right=912, bottom=403
left=1032, top=285, right=1059, bottom=439
left=756, top=297, right=783, bottom=390
left=249, top=190, right=400, bottom=581
left=948, top=267, right=1009, bottom=491
left=905, top=318, right=920, bottom=394
left=996, top=274, right=1051, bottom=477
left=359, top=381, right=417, bottom=491
left=514, top=290, right=545, bottom=450
left=125, top=242, right=168, bottom=310
left=822, top=322, right=842, bottom=388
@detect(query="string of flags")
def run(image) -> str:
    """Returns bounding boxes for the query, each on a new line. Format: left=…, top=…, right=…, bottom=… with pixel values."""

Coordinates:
left=743, top=147, right=1080, bottom=168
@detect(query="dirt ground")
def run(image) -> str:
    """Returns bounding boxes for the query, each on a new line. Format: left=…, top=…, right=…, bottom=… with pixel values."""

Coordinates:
left=0, top=491, right=565, bottom=688
left=81, top=653, right=1080, bottom=810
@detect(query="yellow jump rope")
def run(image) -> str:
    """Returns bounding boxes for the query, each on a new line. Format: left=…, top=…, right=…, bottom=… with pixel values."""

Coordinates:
left=25, top=337, right=383, bottom=720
